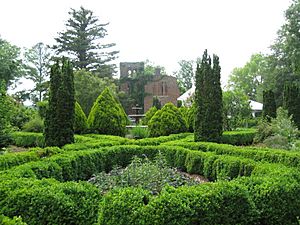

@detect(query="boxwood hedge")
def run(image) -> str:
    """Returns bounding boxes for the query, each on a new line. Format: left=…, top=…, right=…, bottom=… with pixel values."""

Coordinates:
left=2, top=131, right=300, bottom=224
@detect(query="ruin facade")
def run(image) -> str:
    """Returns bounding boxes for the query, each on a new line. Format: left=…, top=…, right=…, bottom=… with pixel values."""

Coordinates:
left=119, top=62, right=180, bottom=113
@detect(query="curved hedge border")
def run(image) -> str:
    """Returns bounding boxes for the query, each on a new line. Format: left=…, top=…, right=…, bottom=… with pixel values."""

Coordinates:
left=162, top=140, right=300, bottom=170
left=0, top=178, right=100, bottom=225
left=3, top=131, right=300, bottom=224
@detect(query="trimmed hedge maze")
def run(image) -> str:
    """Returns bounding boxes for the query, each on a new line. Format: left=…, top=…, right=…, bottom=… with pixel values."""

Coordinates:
left=1, top=130, right=300, bottom=224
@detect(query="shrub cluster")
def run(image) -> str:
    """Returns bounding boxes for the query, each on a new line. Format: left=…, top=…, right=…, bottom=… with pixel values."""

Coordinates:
left=0, top=178, right=100, bottom=225
left=11, top=132, right=44, bottom=148
left=87, top=88, right=128, bottom=136
left=2, top=132, right=300, bottom=224
left=148, top=103, right=187, bottom=137
left=74, top=101, right=88, bottom=134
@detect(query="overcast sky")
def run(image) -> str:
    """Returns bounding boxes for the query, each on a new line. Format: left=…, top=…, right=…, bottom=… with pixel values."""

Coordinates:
left=0, top=0, right=292, bottom=85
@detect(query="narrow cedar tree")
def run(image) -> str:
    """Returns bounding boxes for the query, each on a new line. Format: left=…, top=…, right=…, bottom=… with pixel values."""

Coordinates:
left=194, top=50, right=223, bottom=142
left=262, top=90, right=276, bottom=120
left=44, top=58, right=75, bottom=147
left=283, top=84, right=300, bottom=129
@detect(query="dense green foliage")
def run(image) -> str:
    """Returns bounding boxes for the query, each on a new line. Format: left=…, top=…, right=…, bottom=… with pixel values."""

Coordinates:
left=0, top=215, right=27, bottom=225
left=228, top=54, right=269, bottom=102
left=44, top=58, right=75, bottom=147
left=0, top=179, right=100, bottom=225
left=53, top=7, right=118, bottom=76
left=262, top=90, right=277, bottom=120
left=255, top=107, right=299, bottom=150
left=89, top=153, right=198, bottom=195
left=87, top=88, right=128, bottom=136
left=2, top=130, right=300, bottom=224
left=11, top=132, right=45, bottom=148
left=148, top=103, right=187, bottom=137
left=22, top=115, right=44, bottom=133
left=74, top=102, right=87, bottom=134
left=195, top=50, right=223, bottom=142
left=174, top=60, right=195, bottom=94
left=0, top=38, right=23, bottom=88
left=283, top=84, right=300, bottom=129
left=186, top=103, right=196, bottom=132
left=74, top=69, right=117, bottom=115
left=223, top=90, right=252, bottom=130
left=0, top=81, right=12, bottom=148
left=142, top=106, right=157, bottom=125
left=270, top=0, right=300, bottom=106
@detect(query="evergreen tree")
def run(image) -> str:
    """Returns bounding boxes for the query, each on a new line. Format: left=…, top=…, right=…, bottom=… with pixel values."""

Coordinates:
left=194, top=50, right=223, bottom=142
left=0, top=80, right=12, bottom=148
left=262, top=90, right=277, bottom=120
left=148, top=103, right=187, bottom=137
left=283, top=84, right=300, bottom=129
left=87, top=88, right=128, bottom=136
left=44, top=58, right=75, bottom=147
left=74, top=101, right=88, bottom=134
left=53, top=7, right=118, bottom=77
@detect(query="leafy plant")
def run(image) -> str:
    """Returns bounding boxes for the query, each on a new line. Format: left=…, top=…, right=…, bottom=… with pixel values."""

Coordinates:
left=255, top=107, right=298, bottom=149
left=148, top=103, right=187, bottom=137
left=89, top=152, right=199, bottom=195
left=22, top=115, right=44, bottom=133
left=74, top=101, right=87, bottom=134
left=130, top=126, right=148, bottom=139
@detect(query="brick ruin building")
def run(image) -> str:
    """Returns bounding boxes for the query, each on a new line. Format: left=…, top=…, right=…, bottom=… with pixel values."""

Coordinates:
left=119, top=62, right=180, bottom=113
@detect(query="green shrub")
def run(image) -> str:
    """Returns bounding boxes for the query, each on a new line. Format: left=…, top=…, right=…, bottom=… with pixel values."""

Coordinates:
left=187, top=103, right=196, bottom=132
left=142, top=106, right=157, bottom=125
left=99, top=183, right=257, bottom=225
left=148, top=103, right=187, bottom=137
left=74, top=101, right=88, bottom=134
left=98, top=187, right=150, bottom=225
left=0, top=152, right=39, bottom=171
left=89, top=153, right=198, bottom=195
left=255, top=107, right=298, bottom=149
left=130, top=126, right=149, bottom=139
left=221, top=129, right=256, bottom=145
left=0, top=178, right=101, bottom=225
left=263, top=135, right=290, bottom=150
left=11, top=132, right=44, bottom=148
left=87, top=88, right=128, bottom=136
left=36, top=101, right=48, bottom=120
left=22, top=115, right=44, bottom=133
left=0, top=215, right=27, bottom=225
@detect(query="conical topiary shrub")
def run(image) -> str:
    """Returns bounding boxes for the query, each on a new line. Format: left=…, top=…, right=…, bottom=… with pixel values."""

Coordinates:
left=87, top=88, right=128, bottom=136
left=142, top=106, right=158, bottom=125
left=74, top=101, right=88, bottom=134
left=148, top=103, right=187, bottom=137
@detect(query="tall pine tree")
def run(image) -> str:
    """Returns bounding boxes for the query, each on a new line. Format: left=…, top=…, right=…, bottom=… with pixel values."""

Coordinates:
left=194, top=50, right=223, bottom=142
left=44, top=58, right=75, bottom=147
left=262, top=90, right=276, bottom=120
left=53, top=7, right=118, bottom=77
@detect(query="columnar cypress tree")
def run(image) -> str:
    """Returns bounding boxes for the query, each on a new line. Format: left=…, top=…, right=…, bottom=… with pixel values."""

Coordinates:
left=283, top=84, right=300, bottom=129
left=194, top=50, right=223, bottom=142
left=262, top=90, right=276, bottom=120
left=44, top=58, right=75, bottom=147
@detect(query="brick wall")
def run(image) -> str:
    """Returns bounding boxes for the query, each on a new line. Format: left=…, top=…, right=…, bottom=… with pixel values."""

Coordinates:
left=144, top=75, right=180, bottom=112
